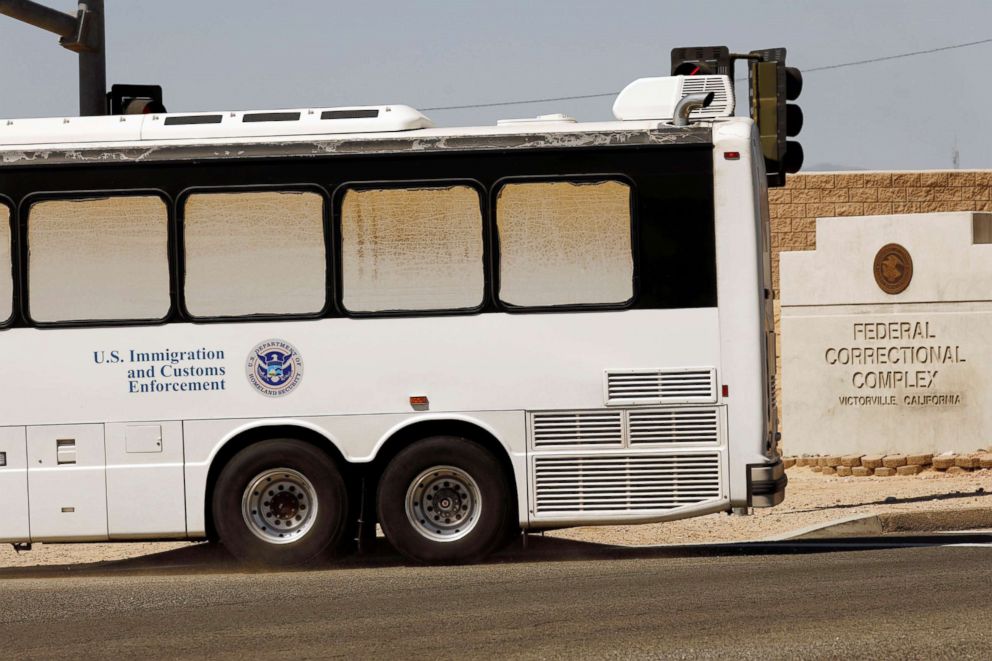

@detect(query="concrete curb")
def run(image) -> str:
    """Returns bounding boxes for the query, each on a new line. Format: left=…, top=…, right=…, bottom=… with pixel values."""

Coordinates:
left=769, top=507, right=992, bottom=541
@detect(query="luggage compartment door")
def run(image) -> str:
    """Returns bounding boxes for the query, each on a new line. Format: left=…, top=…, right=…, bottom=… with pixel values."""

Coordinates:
left=0, top=427, right=29, bottom=542
left=105, top=421, right=186, bottom=538
left=27, top=424, right=108, bottom=542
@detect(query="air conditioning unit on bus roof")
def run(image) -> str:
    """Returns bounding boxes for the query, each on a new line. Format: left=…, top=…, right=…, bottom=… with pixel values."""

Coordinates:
left=612, top=75, right=734, bottom=121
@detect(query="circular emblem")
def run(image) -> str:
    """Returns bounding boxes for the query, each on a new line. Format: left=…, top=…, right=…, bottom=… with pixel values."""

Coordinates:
left=873, top=243, right=913, bottom=295
left=246, top=339, right=303, bottom=397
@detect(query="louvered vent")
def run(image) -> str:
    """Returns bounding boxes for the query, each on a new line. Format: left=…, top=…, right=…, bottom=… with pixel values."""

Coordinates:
left=533, top=453, right=721, bottom=514
left=532, top=411, right=623, bottom=448
left=680, top=76, right=734, bottom=118
left=628, top=408, right=719, bottom=444
left=605, top=368, right=716, bottom=405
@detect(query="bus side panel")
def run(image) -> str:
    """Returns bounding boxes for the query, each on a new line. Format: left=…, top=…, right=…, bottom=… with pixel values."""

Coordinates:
left=0, top=427, right=29, bottom=542
left=0, top=142, right=725, bottom=540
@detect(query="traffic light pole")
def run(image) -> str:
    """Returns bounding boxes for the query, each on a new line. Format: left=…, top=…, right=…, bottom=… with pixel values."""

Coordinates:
left=75, top=1, right=106, bottom=117
left=670, top=45, right=804, bottom=186
left=0, top=0, right=106, bottom=116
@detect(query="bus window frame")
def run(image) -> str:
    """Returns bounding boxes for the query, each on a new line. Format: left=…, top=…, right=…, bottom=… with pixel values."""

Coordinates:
left=331, top=178, right=492, bottom=318
left=490, top=173, right=640, bottom=314
left=20, top=188, right=177, bottom=329
left=175, top=183, right=335, bottom=323
left=0, top=195, right=16, bottom=329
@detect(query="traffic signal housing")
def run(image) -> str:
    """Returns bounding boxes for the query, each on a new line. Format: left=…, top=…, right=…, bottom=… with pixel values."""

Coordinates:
left=671, top=46, right=733, bottom=79
left=749, top=48, right=803, bottom=187
left=107, top=84, right=166, bottom=115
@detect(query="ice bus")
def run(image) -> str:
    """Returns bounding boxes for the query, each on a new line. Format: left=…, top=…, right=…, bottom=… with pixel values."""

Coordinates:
left=0, top=73, right=784, bottom=565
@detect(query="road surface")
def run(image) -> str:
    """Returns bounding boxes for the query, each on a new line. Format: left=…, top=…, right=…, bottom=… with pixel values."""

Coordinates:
left=1, top=536, right=990, bottom=659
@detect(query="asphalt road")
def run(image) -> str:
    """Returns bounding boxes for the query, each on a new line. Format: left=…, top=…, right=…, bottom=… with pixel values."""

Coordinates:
left=1, top=537, right=990, bottom=660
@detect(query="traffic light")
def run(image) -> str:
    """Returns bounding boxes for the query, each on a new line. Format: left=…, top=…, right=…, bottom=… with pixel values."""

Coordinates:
left=671, top=46, right=733, bottom=79
left=749, top=48, right=803, bottom=187
left=107, top=84, right=166, bottom=115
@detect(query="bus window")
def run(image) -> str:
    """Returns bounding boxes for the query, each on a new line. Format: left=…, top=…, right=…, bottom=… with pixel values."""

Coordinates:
left=0, top=202, right=10, bottom=324
left=27, top=195, right=170, bottom=323
left=183, top=190, right=326, bottom=318
left=340, top=185, right=484, bottom=313
left=496, top=180, right=634, bottom=308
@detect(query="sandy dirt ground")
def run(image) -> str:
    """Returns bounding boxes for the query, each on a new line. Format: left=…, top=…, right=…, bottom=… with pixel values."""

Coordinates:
left=551, top=467, right=992, bottom=546
left=1, top=467, right=990, bottom=568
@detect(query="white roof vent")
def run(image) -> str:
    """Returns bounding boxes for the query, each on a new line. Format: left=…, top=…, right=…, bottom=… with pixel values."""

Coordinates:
left=0, top=105, right=434, bottom=146
left=141, top=105, right=433, bottom=141
left=612, top=75, right=734, bottom=121
left=497, top=113, right=577, bottom=126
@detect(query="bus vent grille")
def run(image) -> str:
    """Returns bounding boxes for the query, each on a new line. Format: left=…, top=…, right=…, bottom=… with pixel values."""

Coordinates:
left=605, top=368, right=716, bottom=405
left=532, top=411, right=624, bottom=448
left=533, top=453, right=722, bottom=514
left=628, top=409, right=719, bottom=444
left=679, top=76, right=734, bottom=118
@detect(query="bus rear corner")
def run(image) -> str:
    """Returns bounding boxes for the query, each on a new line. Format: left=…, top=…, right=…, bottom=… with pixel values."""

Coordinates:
left=747, top=458, right=787, bottom=508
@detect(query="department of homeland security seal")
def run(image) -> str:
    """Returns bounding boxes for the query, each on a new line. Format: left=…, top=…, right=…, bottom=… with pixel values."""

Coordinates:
left=246, top=339, right=303, bottom=396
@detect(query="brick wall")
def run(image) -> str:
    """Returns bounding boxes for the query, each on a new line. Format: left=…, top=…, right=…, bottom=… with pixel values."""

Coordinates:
left=768, top=170, right=992, bottom=440
left=769, top=170, right=992, bottom=293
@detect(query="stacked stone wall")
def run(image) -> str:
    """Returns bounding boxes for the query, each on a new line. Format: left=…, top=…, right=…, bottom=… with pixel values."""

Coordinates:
left=768, top=170, right=992, bottom=458
left=784, top=452, right=992, bottom=477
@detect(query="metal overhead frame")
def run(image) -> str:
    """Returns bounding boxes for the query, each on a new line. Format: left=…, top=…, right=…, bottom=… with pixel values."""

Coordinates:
left=0, top=0, right=106, bottom=116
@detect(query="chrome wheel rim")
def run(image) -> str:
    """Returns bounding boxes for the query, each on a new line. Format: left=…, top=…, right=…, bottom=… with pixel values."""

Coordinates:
left=405, top=465, right=482, bottom=542
left=241, top=468, right=318, bottom=544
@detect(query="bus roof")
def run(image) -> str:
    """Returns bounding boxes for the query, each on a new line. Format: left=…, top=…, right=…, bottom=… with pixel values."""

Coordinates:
left=0, top=120, right=725, bottom=168
left=0, top=75, right=739, bottom=168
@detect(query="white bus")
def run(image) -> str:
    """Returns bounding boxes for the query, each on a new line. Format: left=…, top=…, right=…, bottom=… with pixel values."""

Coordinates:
left=0, top=74, right=784, bottom=565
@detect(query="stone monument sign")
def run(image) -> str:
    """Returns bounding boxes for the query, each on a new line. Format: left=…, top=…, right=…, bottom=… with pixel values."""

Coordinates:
left=780, top=212, right=992, bottom=456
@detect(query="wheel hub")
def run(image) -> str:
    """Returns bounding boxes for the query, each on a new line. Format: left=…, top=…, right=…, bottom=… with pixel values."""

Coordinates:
left=242, top=469, right=318, bottom=544
left=270, top=491, right=300, bottom=518
left=405, top=466, right=481, bottom=542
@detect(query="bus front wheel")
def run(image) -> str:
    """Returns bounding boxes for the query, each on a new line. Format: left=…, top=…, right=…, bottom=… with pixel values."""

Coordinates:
left=377, top=436, right=514, bottom=564
left=212, top=438, right=349, bottom=566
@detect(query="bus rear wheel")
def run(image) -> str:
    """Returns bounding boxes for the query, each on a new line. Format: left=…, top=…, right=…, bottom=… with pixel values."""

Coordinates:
left=212, top=439, right=349, bottom=566
left=377, top=436, right=513, bottom=564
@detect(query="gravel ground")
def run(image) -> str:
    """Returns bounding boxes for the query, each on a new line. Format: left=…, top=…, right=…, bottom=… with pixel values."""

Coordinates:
left=551, top=467, right=992, bottom=546
left=1, top=467, right=989, bottom=568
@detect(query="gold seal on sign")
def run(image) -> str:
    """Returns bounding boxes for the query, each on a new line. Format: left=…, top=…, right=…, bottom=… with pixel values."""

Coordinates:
left=873, top=243, right=913, bottom=294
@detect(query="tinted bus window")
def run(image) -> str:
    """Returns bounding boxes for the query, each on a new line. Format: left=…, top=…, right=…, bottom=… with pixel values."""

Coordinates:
left=183, top=190, right=326, bottom=318
left=28, top=195, right=170, bottom=323
left=496, top=180, right=634, bottom=307
left=340, top=185, right=484, bottom=313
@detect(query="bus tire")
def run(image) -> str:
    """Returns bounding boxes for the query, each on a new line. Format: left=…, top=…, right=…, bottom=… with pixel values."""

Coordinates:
left=377, top=436, right=513, bottom=564
left=212, top=438, right=349, bottom=566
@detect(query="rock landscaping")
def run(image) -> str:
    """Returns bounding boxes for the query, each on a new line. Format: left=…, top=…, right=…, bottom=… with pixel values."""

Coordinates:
left=784, top=451, right=992, bottom=476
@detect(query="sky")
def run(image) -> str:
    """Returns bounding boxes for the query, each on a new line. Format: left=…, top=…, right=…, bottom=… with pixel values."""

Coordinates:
left=1, top=0, right=990, bottom=171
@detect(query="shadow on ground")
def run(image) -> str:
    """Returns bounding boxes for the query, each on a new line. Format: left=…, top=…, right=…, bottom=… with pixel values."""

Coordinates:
left=788, top=487, right=991, bottom=514
left=2, top=531, right=990, bottom=580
